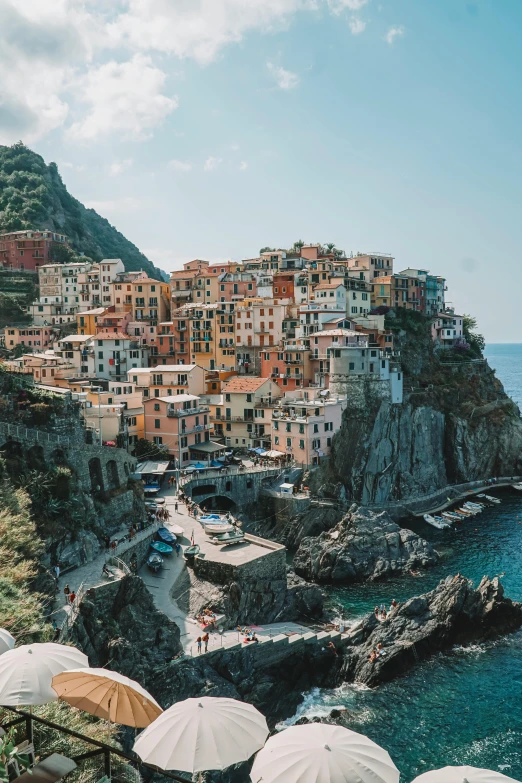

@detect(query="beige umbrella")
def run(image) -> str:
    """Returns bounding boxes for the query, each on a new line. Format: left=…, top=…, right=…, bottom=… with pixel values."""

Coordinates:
left=52, top=668, right=162, bottom=728
left=411, top=767, right=520, bottom=783
left=133, top=696, right=269, bottom=772
left=0, top=642, right=88, bottom=706
left=250, top=723, right=400, bottom=783
left=0, top=628, right=15, bottom=656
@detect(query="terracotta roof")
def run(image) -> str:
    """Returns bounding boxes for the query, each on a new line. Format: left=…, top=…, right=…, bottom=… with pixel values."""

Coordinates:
left=222, top=376, right=271, bottom=393
left=93, top=331, right=131, bottom=340
left=314, top=282, right=345, bottom=290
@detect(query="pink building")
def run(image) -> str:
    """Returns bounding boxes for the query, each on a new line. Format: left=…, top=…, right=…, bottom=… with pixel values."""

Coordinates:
left=4, top=326, right=55, bottom=350
left=271, top=392, right=347, bottom=467
left=309, top=329, right=368, bottom=388
left=260, top=345, right=312, bottom=391
left=143, top=393, right=212, bottom=466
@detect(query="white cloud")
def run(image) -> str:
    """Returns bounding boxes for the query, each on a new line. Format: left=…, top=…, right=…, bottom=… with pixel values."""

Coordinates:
left=384, top=25, right=404, bottom=44
left=67, top=54, right=177, bottom=141
left=109, top=158, right=133, bottom=176
left=239, top=161, right=248, bottom=171
left=204, top=156, right=223, bottom=172
left=168, top=159, right=192, bottom=172
left=327, top=0, right=368, bottom=14
left=61, top=161, right=86, bottom=172
left=349, top=16, right=366, bottom=34
left=109, top=0, right=321, bottom=65
left=267, top=62, right=299, bottom=90
left=85, top=196, right=143, bottom=214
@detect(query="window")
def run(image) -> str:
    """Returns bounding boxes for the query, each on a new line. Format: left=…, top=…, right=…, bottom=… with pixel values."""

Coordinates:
left=98, top=364, right=104, bottom=372
left=273, top=421, right=279, bottom=430
left=349, top=362, right=355, bottom=370
left=286, top=422, right=291, bottom=432
left=286, top=437, right=291, bottom=448
left=225, top=393, right=231, bottom=402
left=274, top=436, right=280, bottom=445
left=246, top=393, right=252, bottom=402
left=154, top=420, right=161, bottom=429
left=299, top=439, right=305, bottom=449
left=313, top=423, right=319, bottom=433
left=326, top=437, right=332, bottom=447
left=324, top=422, right=333, bottom=431
left=153, top=436, right=163, bottom=445
left=154, top=403, right=160, bottom=411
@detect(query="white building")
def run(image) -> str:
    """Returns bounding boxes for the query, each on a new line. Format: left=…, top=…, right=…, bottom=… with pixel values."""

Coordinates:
left=91, top=332, right=149, bottom=381
left=31, top=261, right=94, bottom=325
left=431, top=313, right=464, bottom=348
left=329, top=345, right=403, bottom=403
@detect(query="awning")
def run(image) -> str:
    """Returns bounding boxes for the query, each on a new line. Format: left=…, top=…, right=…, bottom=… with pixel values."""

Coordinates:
left=242, top=459, right=255, bottom=468
left=250, top=447, right=267, bottom=455
left=264, top=450, right=286, bottom=458
left=189, top=441, right=226, bottom=454
left=136, top=460, right=170, bottom=476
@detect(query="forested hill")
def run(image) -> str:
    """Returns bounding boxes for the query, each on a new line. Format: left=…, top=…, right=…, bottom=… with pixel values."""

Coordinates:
left=0, top=142, right=167, bottom=280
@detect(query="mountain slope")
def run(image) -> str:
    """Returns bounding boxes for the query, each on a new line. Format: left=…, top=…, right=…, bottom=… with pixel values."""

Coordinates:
left=0, top=142, right=166, bottom=280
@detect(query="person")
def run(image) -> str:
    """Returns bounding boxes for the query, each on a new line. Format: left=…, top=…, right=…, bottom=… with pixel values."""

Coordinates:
left=374, top=606, right=379, bottom=617
left=377, top=642, right=386, bottom=656
left=102, top=563, right=111, bottom=578
left=130, top=554, right=138, bottom=574
left=250, top=632, right=259, bottom=644
left=175, top=501, right=179, bottom=513
left=63, top=584, right=71, bottom=599
left=327, top=641, right=338, bottom=657
left=111, top=539, right=117, bottom=551
left=175, top=542, right=181, bottom=557
left=69, top=591, right=76, bottom=604
left=53, top=565, right=60, bottom=580
left=381, top=607, right=387, bottom=620
left=52, top=619, right=60, bottom=640
left=379, top=603, right=384, bottom=613
left=391, top=599, right=398, bottom=609
left=202, top=632, right=209, bottom=653
left=197, top=636, right=202, bottom=654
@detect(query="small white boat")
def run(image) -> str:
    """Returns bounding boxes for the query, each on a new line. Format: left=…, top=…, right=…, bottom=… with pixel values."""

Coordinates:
left=463, top=502, right=483, bottom=512
left=210, top=530, right=245, bottom=546
left=203, top=522, right=235, bottom=535
left=423, top=514, right=450, bottom=529
left=478, top=494, right=501, bottom=504
left=513, top=483, right=522, bottom=491
left=442, top=511, right=463, bottom=521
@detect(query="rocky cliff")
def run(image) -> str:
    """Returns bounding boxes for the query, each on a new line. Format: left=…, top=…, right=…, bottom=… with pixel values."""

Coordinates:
left=315, top=324, right=522, bottom=507
left=293, top=506, right=438, bottom=583
left=71, top=576, right=181, bottom=689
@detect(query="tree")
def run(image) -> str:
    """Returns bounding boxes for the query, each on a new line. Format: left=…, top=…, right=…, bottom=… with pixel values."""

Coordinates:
left=463, top=314, right=485, bottom=358
left=132, top=438, right=170, bottom=461
left=259, top=246, right=275, bottom=254
left=292, top=239, right=305, bottom=250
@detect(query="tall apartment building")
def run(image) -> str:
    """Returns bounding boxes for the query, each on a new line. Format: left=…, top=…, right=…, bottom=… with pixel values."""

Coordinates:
left=30, top=260, right=94, bottom=325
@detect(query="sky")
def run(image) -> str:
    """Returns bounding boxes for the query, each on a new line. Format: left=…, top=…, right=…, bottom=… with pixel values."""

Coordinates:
left=0, top=0, right=521, bottom=342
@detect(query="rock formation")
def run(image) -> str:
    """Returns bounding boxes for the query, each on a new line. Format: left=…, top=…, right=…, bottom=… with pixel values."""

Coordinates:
left=71, top=575, right=181, bottom=688
left=173, top=564, right=324, bottom=627
left=293, top=506, right=438, bottom=583
left=340, top=574, right=522, bottom=687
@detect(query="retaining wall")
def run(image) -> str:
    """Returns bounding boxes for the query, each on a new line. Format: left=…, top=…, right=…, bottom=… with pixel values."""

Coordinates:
left=193, top=535, right=286, bottom=584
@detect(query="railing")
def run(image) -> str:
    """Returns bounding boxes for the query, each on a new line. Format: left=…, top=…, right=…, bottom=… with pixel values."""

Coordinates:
left=58, top=582, right=85, bottom=641
left=180, top=423, right=212, bottom=435
left=167, top=406, right=210, bottom=417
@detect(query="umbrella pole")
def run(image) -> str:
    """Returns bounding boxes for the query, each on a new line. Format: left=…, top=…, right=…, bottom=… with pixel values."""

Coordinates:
left=106, top=698, right=112, bottom=780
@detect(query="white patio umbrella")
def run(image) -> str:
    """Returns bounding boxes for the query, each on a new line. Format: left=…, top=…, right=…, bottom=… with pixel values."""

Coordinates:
left=250, top=723, right=400, bottom=783
left=411, top=767, right=520, bottom=783
left=0, top=628, right=15, bottom=656
left=133, top=696, right=269, bottom=773
left=0, top=642, right=89, bottom=706
left=52, top=668, right=162, bottom=728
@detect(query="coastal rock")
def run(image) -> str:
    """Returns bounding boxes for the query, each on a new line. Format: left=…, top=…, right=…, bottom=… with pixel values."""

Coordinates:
left=71, top=575, right=181, bottom=688
left=341, top=574, right=522, bottom=687
left=293, top=506, right=438, bottom=583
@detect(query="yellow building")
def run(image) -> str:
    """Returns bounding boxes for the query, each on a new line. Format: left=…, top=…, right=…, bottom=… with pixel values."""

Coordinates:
left=77, top=307, right=108, bottom=335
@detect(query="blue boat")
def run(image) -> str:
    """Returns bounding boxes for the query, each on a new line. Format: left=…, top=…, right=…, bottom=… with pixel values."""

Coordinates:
left=147, top=552, right=163, bottom=572
left=150, top=541, right=173, bottom=555
left=200, top=514, right=222, bottom=521
left=157, top=527, right=176, bottom=545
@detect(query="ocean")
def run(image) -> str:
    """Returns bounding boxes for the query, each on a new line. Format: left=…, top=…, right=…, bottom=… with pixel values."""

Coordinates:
left=284, top=344, right=522, bottom=781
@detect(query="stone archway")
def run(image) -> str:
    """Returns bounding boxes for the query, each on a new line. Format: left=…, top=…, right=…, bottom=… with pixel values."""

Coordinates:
left=199, top=495, right=236, bottom=511
left=106, top=459, right=120, bottom=490
left=89, top=457, right=104, bottom=493
left=26, top=443, right=46, bottom=471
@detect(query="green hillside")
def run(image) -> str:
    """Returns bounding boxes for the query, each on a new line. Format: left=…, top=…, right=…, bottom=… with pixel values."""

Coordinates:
left=0, top=142, right=166, bottom=281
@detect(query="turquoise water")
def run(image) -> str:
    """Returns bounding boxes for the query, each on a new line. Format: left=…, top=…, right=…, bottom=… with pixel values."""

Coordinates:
left=287, top=345, right=522, bottom=782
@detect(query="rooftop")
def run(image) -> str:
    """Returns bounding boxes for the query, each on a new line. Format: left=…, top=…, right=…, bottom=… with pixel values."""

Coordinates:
left=76, top=308, right=107, bottom=315
left=92, top=331, right=133, bottom=340
left=222, top=376, right=271, bottom=393
left=59, top=334, right=94, bottom=342
left=153, top=393, right=200, bottom=403
left=131, top=365, right=197, bottom=374
left=313, top=282, right=345, bottom=290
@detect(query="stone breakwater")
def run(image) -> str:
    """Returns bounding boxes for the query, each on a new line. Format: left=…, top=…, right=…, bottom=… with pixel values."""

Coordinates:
left=293, top=506, right=438, bottom=584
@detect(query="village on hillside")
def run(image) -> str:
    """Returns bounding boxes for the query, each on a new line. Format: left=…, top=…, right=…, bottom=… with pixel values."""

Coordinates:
left=0, top=231, right=465, bottom=469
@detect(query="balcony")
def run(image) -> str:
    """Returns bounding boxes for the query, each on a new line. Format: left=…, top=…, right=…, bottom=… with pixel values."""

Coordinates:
left=180, top=423, right=212, bottom=435
left=166, top=405, right=210, bottom=417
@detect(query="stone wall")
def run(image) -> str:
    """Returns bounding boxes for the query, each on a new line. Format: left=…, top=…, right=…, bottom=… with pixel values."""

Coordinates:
left=183, top=467, right=281, bottom=512
left=116, top=528, right=157, bottom=570
left=193, top=536, right=286, bottom=585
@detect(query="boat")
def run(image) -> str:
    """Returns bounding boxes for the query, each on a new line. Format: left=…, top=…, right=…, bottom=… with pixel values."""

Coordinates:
left=156, top=527, right=177, bottom=545
left=513, top=483, right=522, bottom=491
left=210, top=530, right=245, bottom=546
left=423, top=514, right=450, bottom=529
left=146, top=552, right=163, bottom=572
left=150, top=541, right=173, bottom=555
left=184, top=544, right=200, bottom=560
left=200, top=513, right=223, bottom=521
left=170, top=524, right=185, bottom=537
left=478, top=494, right=501, bottom=504
left=203, top=522, right=235, bottom=535
left=463, top=502, right=483, bottom=512
left=442, top=512, right=463, bottom=521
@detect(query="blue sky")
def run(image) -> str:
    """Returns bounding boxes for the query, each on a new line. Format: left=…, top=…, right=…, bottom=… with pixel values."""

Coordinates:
left=0, top=0, right=521, bottom=341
